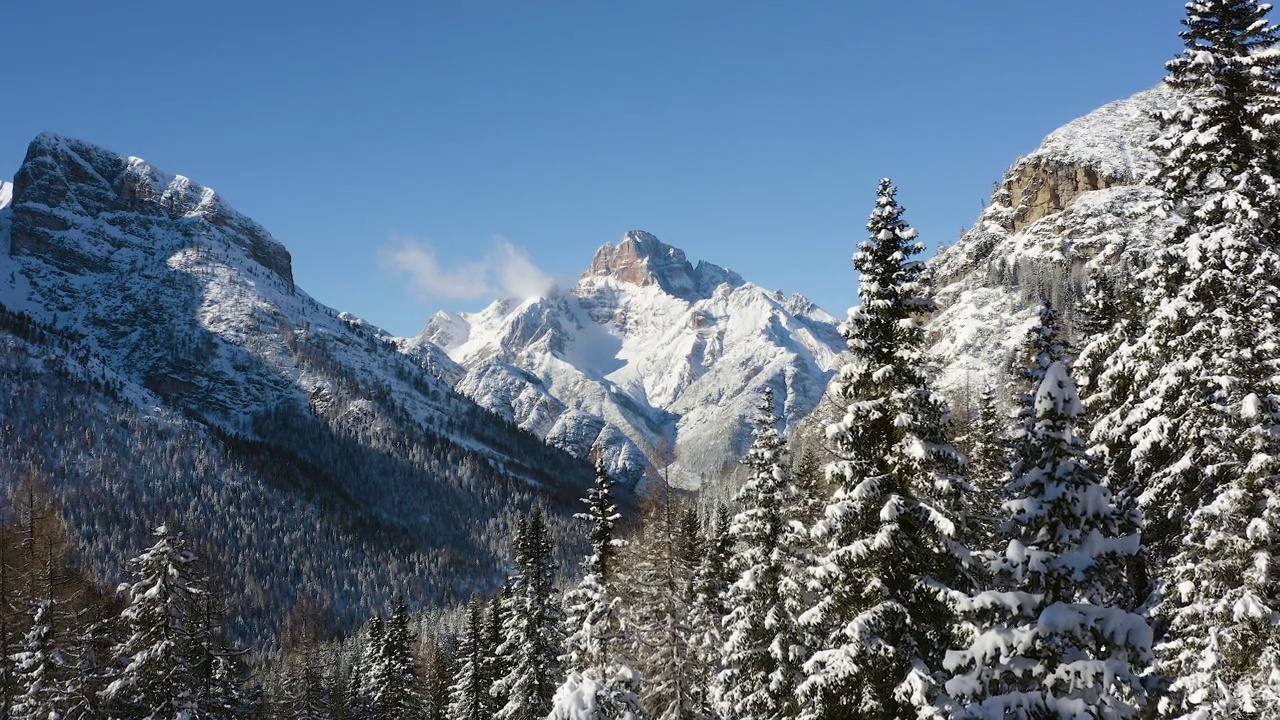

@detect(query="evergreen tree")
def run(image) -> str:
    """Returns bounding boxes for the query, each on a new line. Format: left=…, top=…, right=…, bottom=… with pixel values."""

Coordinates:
left=798, top=179, right=972, bottom=720
left=962, top=384, right=1007, bottom=551
left=8, top=602, right=65, bottom=720
left=422, top=635, right=450, bottom=720
left=687, top=506, right=732, bottom=719
left=550, top=463, right=646, bottom=720
left=1007, top=299, right=1067, bottom=469
left=99, top=524, right=203, bottom=720
left=945, top=362, right=1153, bottom=718
left=347, top=614, right=383, bottom=720
left=447, top=598, right=490, bottom=720
left=714, top=389, right=810, bottom=720
left=370, top=599, right=421, bottom=720
left=626, top=478, right=699, bottom=720
left=494, top=509, right=562, bottom=720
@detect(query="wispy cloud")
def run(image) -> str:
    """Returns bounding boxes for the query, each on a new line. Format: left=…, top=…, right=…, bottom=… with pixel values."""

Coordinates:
left=380, top=236, right=556, bottom=303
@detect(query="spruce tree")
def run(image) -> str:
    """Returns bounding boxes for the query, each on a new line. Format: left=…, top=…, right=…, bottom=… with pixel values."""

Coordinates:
left=422, top=635, right=450, bottom=720
left=8, top=602, right=64, bottom=720
left=714, top=388, right=810, bottom=720
left=550, top=463, right=646, bottom=720
left=370, top=599, right=421, bottom=720
left=798, top=179, right=972, bottom=720
left=1076, top=5, right=1280, bottom=709
left=945, top=362, right=1153, bottom=718
left=447, top=598, right=490, bottom=720
left=494, top=509, right=562, bottom=720
left=687, top=506, right=732, bottom=719
left=99, top=524, right=202, bottom=720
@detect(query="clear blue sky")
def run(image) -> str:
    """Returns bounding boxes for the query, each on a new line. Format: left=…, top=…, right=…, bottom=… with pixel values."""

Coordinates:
left=3, top=1, right=1179, bottom=336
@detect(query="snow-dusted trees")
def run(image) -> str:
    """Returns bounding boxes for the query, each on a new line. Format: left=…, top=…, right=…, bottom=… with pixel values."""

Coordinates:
left=1076, top=1, right=1280, bottom=713
left=687, top=505, right=732, bottom=718
left=799, top=179, right=972, bottom=720
left=623, top=478, right=700, bottom=720
left=550, top=463, right=644, bottom=720
left=370, top=599, right=422, bottom=720
left=494, top=509, right=562, bottom=720
left=99, top=524, right=207, bottom=719
left=945, top=362, right=1152, bottom=718
left=447, top=598, right=493, bottom=720
left=714, top=388, right=809, bottom=720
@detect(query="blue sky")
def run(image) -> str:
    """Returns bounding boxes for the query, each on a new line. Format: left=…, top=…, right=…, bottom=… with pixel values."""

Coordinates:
left=3, top=1, right=1178, bottom=336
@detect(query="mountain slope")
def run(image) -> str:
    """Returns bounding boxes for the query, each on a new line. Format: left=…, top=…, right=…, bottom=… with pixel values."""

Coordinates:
left=0, top=133, right=596, bottom=637
left=925, top=85, right=1179, bottom=396
left=412, top=230, right=846, bottom=487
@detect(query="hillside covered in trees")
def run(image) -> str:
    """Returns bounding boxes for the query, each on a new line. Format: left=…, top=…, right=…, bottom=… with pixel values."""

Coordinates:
left=3, top=1, right=1280, bottom=719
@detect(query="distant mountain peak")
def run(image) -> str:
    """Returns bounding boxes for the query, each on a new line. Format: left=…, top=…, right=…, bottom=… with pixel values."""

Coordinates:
left=582, top=229, right=744, bottom=301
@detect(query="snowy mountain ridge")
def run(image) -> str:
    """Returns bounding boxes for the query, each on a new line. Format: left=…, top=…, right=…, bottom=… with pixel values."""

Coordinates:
left=411, top=229, right=846, bottom=487
left=0, top=131, right=596, bottom=634
left=925, top=84, right=1179, bottom=396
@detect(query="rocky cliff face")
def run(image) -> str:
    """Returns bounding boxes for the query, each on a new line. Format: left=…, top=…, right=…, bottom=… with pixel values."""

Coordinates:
left=11, top=134, right=294, bottom=288
left=582, top=230, right=745, bottom=303
left=926, top=84, right=1177, bottom=395
left=413, top=231, right=844, bottom=487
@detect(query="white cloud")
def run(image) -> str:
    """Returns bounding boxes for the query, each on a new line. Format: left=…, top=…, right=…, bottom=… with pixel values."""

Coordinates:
left=380, top=236, right=556, bottom=303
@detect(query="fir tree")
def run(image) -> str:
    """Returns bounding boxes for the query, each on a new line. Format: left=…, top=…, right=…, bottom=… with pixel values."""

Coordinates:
left=714, top=388, right=810, bottom=720
left=551, top=463, right=646, bottom=720
left=100, top=524, right=203, bottom=720
left=370, top=599, right=421, bottom=720
left=494, top=509, right=562, bottom=720
left=687, top=506, right=733, bottom=719
left=945, top=362, right=1153, bottom=718
left=447, top=598, right=490, bottom=720
left=1008, top=299, right=1067, bottom=470
left=8, top=602, right=64, bottom=720
left=421, top=635, right=450, bottom=720
left=798, top=179, right=972, bottom=720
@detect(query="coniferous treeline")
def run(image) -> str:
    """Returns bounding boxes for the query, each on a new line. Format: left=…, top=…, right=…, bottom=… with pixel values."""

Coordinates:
left=7, top=2, right=1280, bottom=719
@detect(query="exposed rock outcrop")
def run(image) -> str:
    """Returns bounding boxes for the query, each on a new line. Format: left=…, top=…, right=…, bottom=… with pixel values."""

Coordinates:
left=10, top=133, right=294, bottom=289
left=583, top=229, right=744, bottom=301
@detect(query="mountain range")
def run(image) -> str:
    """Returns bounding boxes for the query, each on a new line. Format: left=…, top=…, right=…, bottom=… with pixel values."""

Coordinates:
left=0, top=80, right=1176, bottom=635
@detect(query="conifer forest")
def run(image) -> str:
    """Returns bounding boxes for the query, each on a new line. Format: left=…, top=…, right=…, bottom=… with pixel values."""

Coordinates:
left=3, top=2, right=1280, bottom=719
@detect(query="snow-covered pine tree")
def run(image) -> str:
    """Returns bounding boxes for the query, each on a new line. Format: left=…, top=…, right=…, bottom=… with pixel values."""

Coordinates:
left=550, top=462, right=646, bottom=720
left=687, top=505, right=733, bottom=719
left=945, top=361, right=1153, bottom=718
left=447, top=597, right=490, bottom=720
left=100, top=524, right=203, bottom=720
left=494, top=509, right=562, bottom=720
left=561, top=462, right=624, bottom=672
left=1084, top=0, right=1280, bottom=559
left=961, top=384, right=1006, bottom=551
left=8, top=602, right=64, bottom=720
left=422, top=635, right=450, bottom=720
left=485, top=588, right=509, bottom=716
left=798, top=179, right=972, bottom=720
left=1156, top=380, right=1280, bottom=718
left=370, top=599, right=421, bottom=720
left=714, top=388, right=810, bottom=720
left=1008, top=299, right=1067, bottom=469
left=348, top=614, right=384, bottom=720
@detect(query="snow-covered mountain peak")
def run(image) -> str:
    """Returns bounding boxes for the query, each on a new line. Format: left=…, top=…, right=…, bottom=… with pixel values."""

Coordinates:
left=1023, top=85, right=1175, bottom=182
left=11, top=132, right=293, bottom=288
left=581, top=229, right=744, bottom=302
left=411, top=229, right=845, bottom=487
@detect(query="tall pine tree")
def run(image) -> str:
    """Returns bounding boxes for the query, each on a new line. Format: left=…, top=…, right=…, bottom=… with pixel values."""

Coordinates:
left=798, top=179, right=972, bottom=720
left=714, top=388, right=810, bottom=720
left=945, top=362, right=1152, bottom=718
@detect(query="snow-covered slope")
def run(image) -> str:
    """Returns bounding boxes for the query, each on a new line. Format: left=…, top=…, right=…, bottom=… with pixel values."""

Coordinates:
left=0, top=180, right=12, bottom=209
left=411, top=230, right=846, bottom=487
left=926, top=85, right=1179, bottom=395
left=0, top=133, right=595, bottom=635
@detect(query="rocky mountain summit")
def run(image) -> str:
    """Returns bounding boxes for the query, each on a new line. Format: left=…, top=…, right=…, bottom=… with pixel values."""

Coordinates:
left=413, top=229, right=845, bottom=487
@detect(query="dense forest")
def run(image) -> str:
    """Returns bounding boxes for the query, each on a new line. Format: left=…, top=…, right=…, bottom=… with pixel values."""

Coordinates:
left=4, top=1, right=1280, bottom=719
